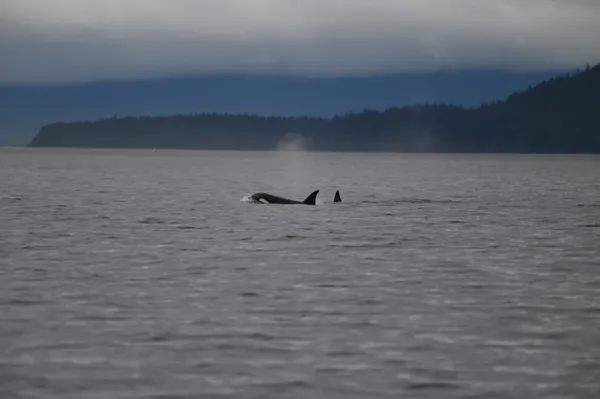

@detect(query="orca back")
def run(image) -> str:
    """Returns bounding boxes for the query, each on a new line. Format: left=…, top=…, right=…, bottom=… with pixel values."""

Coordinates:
left=251, top=190, right=319, bottom=205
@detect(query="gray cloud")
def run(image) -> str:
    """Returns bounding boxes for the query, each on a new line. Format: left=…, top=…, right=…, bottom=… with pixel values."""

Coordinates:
left=1, top=0, right=599, bottom=84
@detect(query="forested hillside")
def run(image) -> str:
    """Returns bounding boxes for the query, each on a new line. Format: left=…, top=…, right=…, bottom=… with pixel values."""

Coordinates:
left=29, top=64, right=600, bottom=153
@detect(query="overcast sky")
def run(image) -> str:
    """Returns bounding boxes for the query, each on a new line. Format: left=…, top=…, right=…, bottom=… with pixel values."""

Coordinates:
left=1, top=0, right=599, bottom=84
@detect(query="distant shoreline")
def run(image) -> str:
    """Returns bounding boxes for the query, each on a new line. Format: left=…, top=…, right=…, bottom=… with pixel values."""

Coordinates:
left=28, top=64, right=600, bottom=154
left=8, top=146, right=600, bottom=156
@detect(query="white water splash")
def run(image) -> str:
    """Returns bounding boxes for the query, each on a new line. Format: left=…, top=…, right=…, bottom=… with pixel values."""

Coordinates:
left=240, top=194, right=253, bottom=203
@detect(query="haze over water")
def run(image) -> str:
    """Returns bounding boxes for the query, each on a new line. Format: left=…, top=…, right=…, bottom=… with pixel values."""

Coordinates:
left=1, top=148, right=600, bottom=398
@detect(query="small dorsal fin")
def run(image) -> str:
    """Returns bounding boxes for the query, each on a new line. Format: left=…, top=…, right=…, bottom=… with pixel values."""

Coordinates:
left=333, top=190, right=342, bottom=203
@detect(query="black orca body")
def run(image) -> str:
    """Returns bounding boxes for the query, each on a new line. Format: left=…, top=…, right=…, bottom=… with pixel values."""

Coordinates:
left=251, top=190, right=319, bottom=205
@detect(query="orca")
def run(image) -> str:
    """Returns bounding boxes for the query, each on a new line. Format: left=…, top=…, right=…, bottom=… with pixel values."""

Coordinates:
left=333, top=190, right=342, bottom=203
left=250, top=190, right=319, bottom=205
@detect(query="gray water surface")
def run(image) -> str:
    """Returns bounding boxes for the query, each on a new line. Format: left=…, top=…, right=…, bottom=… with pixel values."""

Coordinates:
left=1, top=148, right=600, bottom=398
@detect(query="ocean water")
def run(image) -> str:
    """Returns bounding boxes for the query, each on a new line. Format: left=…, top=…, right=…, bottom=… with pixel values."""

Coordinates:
left=1, top=148, right=600, bottom=399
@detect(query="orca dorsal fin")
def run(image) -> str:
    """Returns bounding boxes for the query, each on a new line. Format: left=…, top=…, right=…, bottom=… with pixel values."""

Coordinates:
left=333, top=190, right=342, bottom=203
left=302, top=190, right=319, bottom=205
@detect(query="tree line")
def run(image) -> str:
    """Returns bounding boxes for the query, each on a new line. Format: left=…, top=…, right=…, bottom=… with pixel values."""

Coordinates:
left=29, top=63, right=600, bottom=153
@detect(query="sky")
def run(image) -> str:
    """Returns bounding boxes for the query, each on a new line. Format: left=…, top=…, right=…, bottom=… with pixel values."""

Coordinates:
left=1, top=0, right=599, bottom=84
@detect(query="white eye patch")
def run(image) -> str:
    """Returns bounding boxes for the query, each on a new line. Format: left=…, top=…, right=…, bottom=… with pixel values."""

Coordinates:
left=259, top=198, right=269, bottom=204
